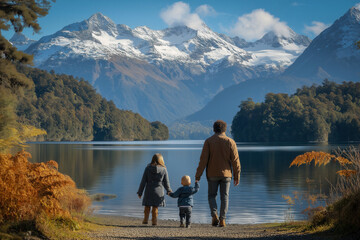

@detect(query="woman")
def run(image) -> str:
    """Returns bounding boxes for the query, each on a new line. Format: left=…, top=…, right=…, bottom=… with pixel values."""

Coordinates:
left=137, top=153, right=172, bottom=226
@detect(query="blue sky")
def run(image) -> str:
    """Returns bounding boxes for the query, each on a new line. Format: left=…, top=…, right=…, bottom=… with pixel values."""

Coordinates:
left=3, top=0, right=360, bottom=41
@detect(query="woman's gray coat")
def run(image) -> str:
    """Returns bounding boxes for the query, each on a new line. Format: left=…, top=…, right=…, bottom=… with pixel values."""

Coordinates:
left=137, top=164, right=172, bottom=207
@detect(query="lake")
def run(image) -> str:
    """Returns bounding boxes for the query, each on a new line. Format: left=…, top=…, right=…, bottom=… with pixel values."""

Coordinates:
left=27, top=140, right=348, bottom=224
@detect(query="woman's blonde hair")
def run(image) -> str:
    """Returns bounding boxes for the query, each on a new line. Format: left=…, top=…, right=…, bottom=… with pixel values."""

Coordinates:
left=151, top=153, right=166, bottom=168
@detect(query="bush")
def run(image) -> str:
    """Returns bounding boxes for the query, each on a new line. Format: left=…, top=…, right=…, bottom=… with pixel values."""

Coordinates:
left=0, top=150, right=91, bottom=223
left=290, top=146, right=360, bottom=233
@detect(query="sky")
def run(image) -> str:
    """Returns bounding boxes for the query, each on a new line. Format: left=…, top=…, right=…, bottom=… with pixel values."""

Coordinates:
left=3, top=0, right=360, bottom=41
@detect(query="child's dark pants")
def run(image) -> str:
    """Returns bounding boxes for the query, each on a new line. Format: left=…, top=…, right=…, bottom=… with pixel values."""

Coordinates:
left=179, top=206, right=192, bottom=226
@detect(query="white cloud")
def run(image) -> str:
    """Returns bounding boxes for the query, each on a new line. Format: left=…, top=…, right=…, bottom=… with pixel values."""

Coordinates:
left=229, top=9, right=291, bottom=41
left=304, top=21, right=329, bottom=36
left=196, top=4, right=217, bottom=17
left=160, top=2, right=204, bottom=30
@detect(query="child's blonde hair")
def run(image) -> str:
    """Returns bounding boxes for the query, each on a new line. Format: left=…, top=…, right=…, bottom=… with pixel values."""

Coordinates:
left=151, top=153, right=166, bottom=168
left=181, top=175, right=191, bottom=186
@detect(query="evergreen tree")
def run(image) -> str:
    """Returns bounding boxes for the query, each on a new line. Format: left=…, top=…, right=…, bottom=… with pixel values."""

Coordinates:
left=231, top=81, right=360, bottom=143
left=0, top=0, right=53, bottom=151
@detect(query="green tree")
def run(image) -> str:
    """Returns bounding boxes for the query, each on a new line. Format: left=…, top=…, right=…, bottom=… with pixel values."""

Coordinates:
left=232, top=81, right=360, bottom=142
left=0, top=0, right=53, bottom=151
left=0, top=0, right=53, bottom=88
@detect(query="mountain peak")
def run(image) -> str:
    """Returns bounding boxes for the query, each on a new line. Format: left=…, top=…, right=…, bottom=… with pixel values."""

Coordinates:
left=339, top=5, right=360, bottom=24
left=10, top=32, right=30, bottom=43
left=10, top=32, right=36, bottom=50
left=284, top=5, right=360, bottom=80
left=86, top=12, right=117, bottom=35
left=256, top=28, right=311, bottom=48
left=88, top=12, right=113, bottom=24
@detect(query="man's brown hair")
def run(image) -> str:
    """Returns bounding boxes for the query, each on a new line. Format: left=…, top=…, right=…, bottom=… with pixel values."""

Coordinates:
left=213, top=120, right=227, bottom=133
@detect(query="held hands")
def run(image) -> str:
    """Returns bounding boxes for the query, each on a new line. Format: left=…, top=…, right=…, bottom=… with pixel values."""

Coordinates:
left=167, top=191, right=172, bottom=196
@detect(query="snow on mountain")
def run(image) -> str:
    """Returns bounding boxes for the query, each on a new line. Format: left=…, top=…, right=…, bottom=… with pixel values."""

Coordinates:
left=24, top=13, right=308, bottom=70
left=10, top=33, right=36, bottom=51
left=227, top=28, right=311, bottom=71
left=285, top=6, right=360, bottom=81
left=16, top=13, right=310, bottom=124
left=181, top=5, right=360, bottom=139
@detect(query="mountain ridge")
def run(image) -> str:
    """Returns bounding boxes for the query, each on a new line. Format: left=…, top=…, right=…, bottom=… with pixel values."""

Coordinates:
left=13, top=13, right=310, bottom=124
left=180, top=5, right=360, bottom=139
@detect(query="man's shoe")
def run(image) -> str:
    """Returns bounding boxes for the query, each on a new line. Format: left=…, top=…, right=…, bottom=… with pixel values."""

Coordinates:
left=186, top=224, right=191, bottom=228
left=212, top=215, right=219, bottom=226
left=219, top=219, right=226, bottom=227
left=180, top=222, right=185, bottom=228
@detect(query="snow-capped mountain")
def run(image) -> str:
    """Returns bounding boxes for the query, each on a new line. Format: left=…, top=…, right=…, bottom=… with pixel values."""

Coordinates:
left=220, top=29, right=311, bottom=71
left=10, top=33, right=36, bottom=51
left=18, top=13, right=310, bottom=123
left=181, top=5, right=360, bottom=139
left=285, top=6, right=360, bottom=81
left=27, top=13, right=253, bottom=68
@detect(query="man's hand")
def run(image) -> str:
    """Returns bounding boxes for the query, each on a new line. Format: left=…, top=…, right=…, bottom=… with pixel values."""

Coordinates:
left=138, top=194, right=141, bottom=199
left=234, top=179, right=239, bottom=186
left=195, top=180, right=199, bottom=183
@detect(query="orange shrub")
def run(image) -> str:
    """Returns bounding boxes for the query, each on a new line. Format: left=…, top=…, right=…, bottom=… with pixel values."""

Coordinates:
left=290, top=151, right=352, bottom=168
left=0, top=150, right=91, bottom=223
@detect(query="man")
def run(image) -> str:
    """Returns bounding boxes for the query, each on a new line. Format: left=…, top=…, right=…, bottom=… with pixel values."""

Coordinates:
left=195, top=120, right=241, bottom=227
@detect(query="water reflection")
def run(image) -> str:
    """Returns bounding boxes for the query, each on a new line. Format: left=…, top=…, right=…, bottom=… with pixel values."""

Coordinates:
left=27, top=141, right=347, bottom=224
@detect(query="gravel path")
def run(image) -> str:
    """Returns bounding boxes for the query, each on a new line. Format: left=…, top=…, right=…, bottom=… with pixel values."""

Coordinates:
left=83, top=215, right=332, bottom=240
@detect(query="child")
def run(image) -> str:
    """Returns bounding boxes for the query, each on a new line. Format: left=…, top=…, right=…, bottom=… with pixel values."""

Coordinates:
left=137, top=153, right=172, bottom=226
left=168, top=175, right=199, bottom=228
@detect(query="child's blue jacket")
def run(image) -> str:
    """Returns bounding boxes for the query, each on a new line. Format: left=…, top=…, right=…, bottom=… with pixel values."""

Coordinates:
left=169, top=182, right=199, bottom=207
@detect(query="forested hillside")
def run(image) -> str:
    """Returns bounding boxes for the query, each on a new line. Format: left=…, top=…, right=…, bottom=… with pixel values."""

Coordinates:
left=231, top=80, right=360, bottom=142
left=16, top=66, right=168, bottom=141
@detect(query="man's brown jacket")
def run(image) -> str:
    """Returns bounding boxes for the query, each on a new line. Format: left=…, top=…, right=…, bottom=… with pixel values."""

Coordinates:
left=195, top=133, right=241, bottom=181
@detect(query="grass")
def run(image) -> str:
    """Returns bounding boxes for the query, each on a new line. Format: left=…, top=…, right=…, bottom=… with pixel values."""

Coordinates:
left=0, top=215, right=107, bottom=240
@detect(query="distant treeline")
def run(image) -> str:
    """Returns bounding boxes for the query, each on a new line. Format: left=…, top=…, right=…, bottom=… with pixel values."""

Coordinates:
left=16, top=66, right=168, bottom=141
left=231, top=80, right=360, bottom=142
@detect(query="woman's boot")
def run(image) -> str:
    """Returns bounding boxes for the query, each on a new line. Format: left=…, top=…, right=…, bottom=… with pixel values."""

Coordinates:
left=151, top=206, right=158, bottom=226
left=143, top=206, right=150, bottom=224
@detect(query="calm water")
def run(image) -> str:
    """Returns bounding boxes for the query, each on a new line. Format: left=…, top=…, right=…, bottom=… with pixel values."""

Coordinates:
left=27, top=140, right=349, bottom=224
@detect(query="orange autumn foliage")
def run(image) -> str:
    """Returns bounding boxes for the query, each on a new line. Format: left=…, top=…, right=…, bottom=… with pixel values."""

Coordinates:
left=336, top=169, right=357, bottom=178
left=0, top=150, right=91, bottom=223
left=290, top=151, right=357, bottom=179
left=290, top=151, right=353, bottom=167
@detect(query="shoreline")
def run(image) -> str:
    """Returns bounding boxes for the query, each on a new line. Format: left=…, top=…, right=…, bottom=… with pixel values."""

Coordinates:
left=80, top=214, right=334, bottom=240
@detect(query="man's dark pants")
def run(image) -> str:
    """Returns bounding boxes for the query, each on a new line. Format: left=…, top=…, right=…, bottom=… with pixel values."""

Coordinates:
left=207, top=177, right=231, bottom=220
